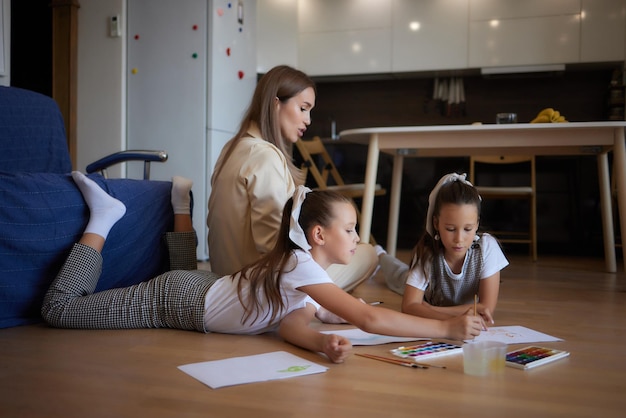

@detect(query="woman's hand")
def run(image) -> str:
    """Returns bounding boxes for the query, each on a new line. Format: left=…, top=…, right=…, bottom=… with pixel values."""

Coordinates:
left=321, top=333, right=352, bottom=363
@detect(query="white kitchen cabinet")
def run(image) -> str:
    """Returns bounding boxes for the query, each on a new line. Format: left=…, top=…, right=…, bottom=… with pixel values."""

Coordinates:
left=256, top=0, right=624, bottom=76
left=298, top=0, right=391, bottom=32
left=469, top=14, right=580, bottom=67
left=297, top=0, right=392, bottom=76
left=469, top=0, right=581, bottom=20
left=392, top=0, right=469, bottom=72
left=256, top=0, right=298, bottom=73
left=580, top=0, right=625, bottom=63
left=298, top=28, right=392, bottom=76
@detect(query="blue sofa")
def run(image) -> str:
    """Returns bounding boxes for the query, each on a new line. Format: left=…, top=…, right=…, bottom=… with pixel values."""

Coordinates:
left=0, top=86, right=176, bottom=328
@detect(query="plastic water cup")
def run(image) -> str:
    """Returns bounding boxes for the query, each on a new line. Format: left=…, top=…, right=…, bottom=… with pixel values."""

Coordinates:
left=463, top=341, right=507, bottom=376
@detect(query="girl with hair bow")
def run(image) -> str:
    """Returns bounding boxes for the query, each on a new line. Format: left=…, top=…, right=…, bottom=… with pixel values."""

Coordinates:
left=42, top=174, right=484, bottom=364
left=377, top=173, right=509, bottom=325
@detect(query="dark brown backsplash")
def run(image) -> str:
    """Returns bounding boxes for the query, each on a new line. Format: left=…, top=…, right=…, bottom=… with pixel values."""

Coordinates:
left=307, top=68, right=614, bottom=138
left=301, top=68, right=620, bottom=256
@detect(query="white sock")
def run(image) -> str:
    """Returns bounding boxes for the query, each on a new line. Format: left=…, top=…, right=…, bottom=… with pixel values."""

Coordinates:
left=72, top=171, right=126, bottom=239
left=171, top=176, right=193, bottom=215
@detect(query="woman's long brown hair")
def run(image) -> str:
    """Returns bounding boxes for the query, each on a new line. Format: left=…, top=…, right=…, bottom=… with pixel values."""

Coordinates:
left=211, top=65, right=315, bottom=186
left=236, top=190, right=352, bottom=325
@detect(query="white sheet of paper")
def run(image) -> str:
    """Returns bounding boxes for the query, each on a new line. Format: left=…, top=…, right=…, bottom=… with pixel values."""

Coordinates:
left=178, top=351, right=328, bottom=389
left=472, top=325, right=563, bottom=344
left=320, top=328, right=427, bottom=346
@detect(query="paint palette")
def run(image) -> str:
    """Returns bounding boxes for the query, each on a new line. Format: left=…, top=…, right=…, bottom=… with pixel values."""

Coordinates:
left=390, top=341, right=463, bottom=361
left=505, top=346, right=570, bottom=370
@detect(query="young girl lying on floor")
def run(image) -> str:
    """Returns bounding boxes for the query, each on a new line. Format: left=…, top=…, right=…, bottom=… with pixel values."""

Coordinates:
left=42, top=172, right=484, bottom=363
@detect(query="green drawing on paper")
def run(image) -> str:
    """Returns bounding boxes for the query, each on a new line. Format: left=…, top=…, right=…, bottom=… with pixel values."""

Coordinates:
left=278, top=365, right=311, bottom=373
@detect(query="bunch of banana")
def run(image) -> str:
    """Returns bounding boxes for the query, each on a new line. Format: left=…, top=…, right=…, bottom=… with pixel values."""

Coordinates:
left=530, top=108, right=567, bottom=123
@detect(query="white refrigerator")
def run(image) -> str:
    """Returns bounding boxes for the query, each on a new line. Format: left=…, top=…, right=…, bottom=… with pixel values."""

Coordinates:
left=127, top=0, right=257, bottom=260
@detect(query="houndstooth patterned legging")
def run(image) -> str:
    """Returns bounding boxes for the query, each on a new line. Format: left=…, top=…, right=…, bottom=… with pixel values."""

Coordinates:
left=41, top=232, right=220, bottom=332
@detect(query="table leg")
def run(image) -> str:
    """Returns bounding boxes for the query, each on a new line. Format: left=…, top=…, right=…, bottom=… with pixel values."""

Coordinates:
left=614, top=127, right=626, bottom=272
left=597, top=151, right=616, bottom=273
left=359, top=133, right=380, bottom=245
left=386, top=154, right=404, bottom=257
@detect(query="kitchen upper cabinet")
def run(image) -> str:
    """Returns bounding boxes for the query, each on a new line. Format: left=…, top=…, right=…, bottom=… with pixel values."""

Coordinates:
left=469, top=14, right=580, bottom=67
left=580, top=0, right=625, bottom=63
left=297, top=0, right=392, bottom=76
left=257, top=0, right=298, bottom=73
left=298, top=0, right=390, bottom=32
left=299, top=29, right=392, bottom=76
left=257, top=0, right=624, bottom=77
left=392, top=0, right=469, bottom=72
left=469, top=0, right=581, bottom=20
left=469, top=0, right=581, bottom=67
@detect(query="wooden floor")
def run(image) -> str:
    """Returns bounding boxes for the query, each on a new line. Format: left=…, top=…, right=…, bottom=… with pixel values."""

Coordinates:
left=1, top=253, right=625, bottom=418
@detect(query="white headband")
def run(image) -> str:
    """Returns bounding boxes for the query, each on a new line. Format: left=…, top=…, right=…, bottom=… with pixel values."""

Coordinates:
left=289, top=185, right=312, bottom=252
left=425, top=173, right=478, bottom=237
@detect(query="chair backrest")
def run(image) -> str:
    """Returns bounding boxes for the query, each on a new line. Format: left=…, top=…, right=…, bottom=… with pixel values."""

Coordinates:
left=469, top=155, right=536, bottom=190
left=469, top=155, right=537, bottom=261
left=295, top=136, right=347, bottom=190
left=0, top=86, right=71, bottom=173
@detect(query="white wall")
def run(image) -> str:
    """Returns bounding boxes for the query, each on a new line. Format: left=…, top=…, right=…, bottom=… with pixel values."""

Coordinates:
left=0, top=0, right=10, bottom=86
left=76, top=0, right=126, bottom=176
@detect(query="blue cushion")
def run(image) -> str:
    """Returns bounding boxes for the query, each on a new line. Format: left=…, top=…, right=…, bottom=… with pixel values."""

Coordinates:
left=0, top=86, right=72, bottom=174
left=0, top=172, right=174, bottom=328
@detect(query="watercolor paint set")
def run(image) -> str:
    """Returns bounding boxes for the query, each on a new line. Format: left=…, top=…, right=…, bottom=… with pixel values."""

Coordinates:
left=390, top=341, right=463, bottom=361
left=505, top=346, right=570, bottom=370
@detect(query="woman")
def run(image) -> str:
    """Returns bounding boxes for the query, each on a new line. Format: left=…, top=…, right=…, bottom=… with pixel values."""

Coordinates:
left=207, top=65, right=377, bottom=292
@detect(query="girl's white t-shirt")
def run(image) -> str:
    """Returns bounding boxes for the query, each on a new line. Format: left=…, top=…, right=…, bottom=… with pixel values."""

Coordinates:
left=202, top=250, right=331, bottom=334
left=405, top=233, right=509, bottom=291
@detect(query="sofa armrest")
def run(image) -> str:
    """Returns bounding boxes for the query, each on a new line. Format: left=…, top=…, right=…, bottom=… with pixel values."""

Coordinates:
left=86, top=150, right=168, bottom=179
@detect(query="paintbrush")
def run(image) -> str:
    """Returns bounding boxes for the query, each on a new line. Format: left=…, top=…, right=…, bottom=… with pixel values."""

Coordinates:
left=356, top=353, right=428, bottom=369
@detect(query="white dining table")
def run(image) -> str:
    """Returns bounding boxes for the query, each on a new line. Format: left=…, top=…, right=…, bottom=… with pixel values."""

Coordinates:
left=339, top=121, right=626, bottom=273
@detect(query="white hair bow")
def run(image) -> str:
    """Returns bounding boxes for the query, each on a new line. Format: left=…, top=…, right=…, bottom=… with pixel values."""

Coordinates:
left=289, top=185, right=312, bottom=252
left=425, top=172, right=477, bottom=237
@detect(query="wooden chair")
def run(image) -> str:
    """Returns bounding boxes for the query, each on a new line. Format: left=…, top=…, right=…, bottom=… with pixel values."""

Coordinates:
left=295, top=136, right=386, bottom=243
left=469, top=155, right=537, bottom=261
